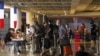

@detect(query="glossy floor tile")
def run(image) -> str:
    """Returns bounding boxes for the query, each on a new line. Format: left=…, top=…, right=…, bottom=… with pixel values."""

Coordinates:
left=0, top=40, right=100, bottom=56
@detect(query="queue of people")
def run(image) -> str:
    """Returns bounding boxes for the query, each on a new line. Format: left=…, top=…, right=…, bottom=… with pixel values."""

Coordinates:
left=40, top=19, right=99, bottom=56
left=1, top=19, right=99, bottom=56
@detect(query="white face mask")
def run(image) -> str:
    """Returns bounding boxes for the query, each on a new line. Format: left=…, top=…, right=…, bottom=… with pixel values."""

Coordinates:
left=81, top=24, right=83, bottom=26
left=66, top=25, right=68, bottom=28
left=56, top=23, right=59, bottom=26
left=56, top=21, right=59, bottom=26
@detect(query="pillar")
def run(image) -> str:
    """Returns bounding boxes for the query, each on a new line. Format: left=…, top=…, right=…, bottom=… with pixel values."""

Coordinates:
left=43, top=14, right=45, bottom=23
left=17, top=9, right=21, bottom=29
left=10, top=7, right=21, bottom=29
left=0, top=1, right=4, bottom=28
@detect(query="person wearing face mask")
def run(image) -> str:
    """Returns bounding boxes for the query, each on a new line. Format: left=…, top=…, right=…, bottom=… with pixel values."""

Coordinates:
left=80, top=23, right=86, bottom=41
left=90, top=20, right=97, bottom=47
left=56, top=20, right=66, bottom=56
left=46, top=20, right=54, bottom=47
left=4, top=28, right=21, bottom=55
left=65, top=24, right=73, bottom=41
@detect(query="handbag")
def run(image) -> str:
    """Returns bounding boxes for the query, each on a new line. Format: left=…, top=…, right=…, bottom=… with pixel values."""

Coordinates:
left=59, top=36, right=70, bottom=45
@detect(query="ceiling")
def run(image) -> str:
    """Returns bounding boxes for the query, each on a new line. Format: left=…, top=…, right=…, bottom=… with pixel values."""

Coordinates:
left=4, top=0, right=100, bottom=15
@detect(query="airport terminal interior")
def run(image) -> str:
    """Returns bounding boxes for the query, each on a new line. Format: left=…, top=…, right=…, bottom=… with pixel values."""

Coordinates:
left=0, top=0, right=100, bottom=56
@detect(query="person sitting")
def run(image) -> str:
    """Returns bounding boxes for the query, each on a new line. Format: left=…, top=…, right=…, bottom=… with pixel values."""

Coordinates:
left=75, top=45, right=90, bottom=56
left=16, top=29, right=25, bottom=50
left=4, top=28, right=21, bottom=55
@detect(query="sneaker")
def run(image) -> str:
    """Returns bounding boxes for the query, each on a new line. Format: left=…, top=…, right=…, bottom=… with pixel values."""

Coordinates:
left=17, top=52, right=20, bottom=55
left=18, top=50, right=21, bottom=53
left=26, top=45, right=29, bottom=51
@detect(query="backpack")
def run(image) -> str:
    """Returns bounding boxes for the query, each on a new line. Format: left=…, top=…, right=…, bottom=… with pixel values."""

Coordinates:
left=33, top=24, right=45, bottom=37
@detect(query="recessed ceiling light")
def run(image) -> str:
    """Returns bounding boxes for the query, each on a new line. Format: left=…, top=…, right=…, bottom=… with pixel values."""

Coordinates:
left=18, top=3, right=24, bottom=6
left=18, top=3, right=21, bottom=5
left=37, top=11, right=40, bottom=13
left=63, top=11, right=67, bottom=15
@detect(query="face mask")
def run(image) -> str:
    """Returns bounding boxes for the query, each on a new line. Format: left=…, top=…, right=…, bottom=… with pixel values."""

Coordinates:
left=56, top=21, right=59, bottom=26
left=66, top=25, right=68, bottom=28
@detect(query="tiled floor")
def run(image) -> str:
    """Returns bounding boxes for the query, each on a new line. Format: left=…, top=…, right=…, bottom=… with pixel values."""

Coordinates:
left=0, top=39, right=100, bottom=56
left=0, top=50, right=40, bottom=56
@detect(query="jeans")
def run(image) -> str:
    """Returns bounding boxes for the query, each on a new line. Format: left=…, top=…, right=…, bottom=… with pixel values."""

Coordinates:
left=6, top=41, right=19, bottom=53
left=60, top=45, right=63, bottom=56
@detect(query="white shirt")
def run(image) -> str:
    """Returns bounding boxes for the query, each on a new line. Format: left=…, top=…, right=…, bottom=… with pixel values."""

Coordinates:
left=26, top=27, right=34, bottom=35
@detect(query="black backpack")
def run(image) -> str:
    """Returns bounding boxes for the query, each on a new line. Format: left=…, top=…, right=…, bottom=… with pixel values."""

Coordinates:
left=33, top=24, right=45, bottom=37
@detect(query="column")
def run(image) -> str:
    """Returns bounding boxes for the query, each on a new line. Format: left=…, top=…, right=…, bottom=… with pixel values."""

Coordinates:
left=10, top=6, right=21, bottom=29
left=43, top=14, right=45, bottom=23
left=0, top=1, right=4, bottom=28
left=0, top=1, right=5, bottom=50
left=17, top=9, right=21, bottom=29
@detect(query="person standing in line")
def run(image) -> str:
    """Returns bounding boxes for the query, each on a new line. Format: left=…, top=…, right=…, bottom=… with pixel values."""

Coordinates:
left=79, top=23, right=87, bottom=49
left=47, top=20, right=54, bottom=47
left=84, top=28, right=91, bottom=51
left=80, top=23, right=86, bottom=41
left=26, top=24, right=33, bottom=37
left=56, top=20, right=66, bottom=56
left=73, top=25, right=81, bottom=53
left=32, top=21, right=42, bottom=53
left=63, top=24, right=73, bottom=56
left=90, top=20, right=97, bottom=47
left=41, top=22, right=51, bottom=53
left=26, top=24, right=34, bottom=51
left=65, top=24, right=73, bottom=43
left=26, top=24, right=34, bottom=42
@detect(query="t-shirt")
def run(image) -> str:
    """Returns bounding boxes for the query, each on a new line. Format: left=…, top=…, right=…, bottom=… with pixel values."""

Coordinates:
left=46, top=24, right=54, bottom=39
left=26, top=27, right=34, bottom=35
left=59, top=25, right=66, bottom=39
left=5, top=32, right=12, bottom=43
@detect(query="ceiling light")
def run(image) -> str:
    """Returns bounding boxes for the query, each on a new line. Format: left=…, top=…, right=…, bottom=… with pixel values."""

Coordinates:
left=18, top=3, right=21, bottom=5
left=37, top=11, right=40, bottom=13
left=64, top=11, right=66, bottom=13
left=64, top=11, right=67, bottom=15
left=18, top=3, right=24, bottom=6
